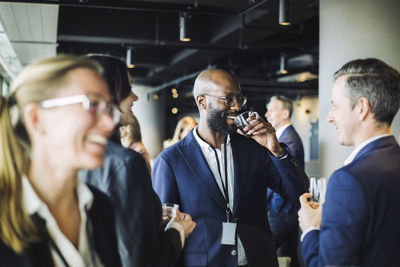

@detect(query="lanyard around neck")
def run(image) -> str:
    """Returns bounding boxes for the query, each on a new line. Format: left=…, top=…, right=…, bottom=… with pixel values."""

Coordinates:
left=211, top=138, right=233, bottom=221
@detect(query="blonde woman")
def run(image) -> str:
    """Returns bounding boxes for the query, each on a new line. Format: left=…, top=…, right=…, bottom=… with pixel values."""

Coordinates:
left=164, top=116, right=197, bottom=148
left=0, top=55, right=122, bottom=266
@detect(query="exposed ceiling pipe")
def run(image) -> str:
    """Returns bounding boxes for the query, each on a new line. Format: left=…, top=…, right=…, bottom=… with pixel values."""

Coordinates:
left=238, top=0, right=269, bottom=16
left=147, top=66, right=215, bottom=96
left=6, top=0, right=237, bottom=15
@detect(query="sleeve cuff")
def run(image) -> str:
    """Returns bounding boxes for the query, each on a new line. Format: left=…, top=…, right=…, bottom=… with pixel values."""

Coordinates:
left=165, top=220, right=185, bottom=248
left=270, top=143, right=289, bottom=160
left=300, top=227, right=320, bottom=242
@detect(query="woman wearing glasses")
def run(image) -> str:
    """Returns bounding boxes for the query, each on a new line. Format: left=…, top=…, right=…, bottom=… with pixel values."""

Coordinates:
left=0, top=55, right=121, bottom=266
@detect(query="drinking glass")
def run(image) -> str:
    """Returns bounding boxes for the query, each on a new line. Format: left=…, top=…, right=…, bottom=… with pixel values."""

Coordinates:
left=234, top=111, right=259, bottom=135
left=309, top=177, right=327, bottom=203
left=162, top=203, right=179, bottom=219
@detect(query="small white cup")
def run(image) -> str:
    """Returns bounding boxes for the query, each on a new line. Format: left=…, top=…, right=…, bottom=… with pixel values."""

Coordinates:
left=162, top=203, right=179, bottom=218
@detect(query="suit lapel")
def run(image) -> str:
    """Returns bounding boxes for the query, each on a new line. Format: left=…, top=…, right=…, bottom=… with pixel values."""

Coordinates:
left=177, top=132, right=227, bottom=210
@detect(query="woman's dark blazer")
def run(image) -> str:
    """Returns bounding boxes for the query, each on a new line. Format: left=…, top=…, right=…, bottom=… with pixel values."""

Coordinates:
left=80, top=141, right=182, bottom=267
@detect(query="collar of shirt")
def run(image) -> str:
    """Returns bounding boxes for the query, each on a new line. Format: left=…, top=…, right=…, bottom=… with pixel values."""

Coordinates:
left=23, top=176, right=94, bottom=217
left=275, top=123, right=291, bottom=140
left=344, top=134, right=391, bottom=166
left=192, top=126, right=231, bottom=152
left=22, top=176, right=101, bottom=267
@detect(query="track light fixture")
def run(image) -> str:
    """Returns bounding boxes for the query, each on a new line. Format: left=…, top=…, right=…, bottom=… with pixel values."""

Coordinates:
left=126, top=47, right=135, bottom=69
left=279, top=0, right=291, bottom=26
left=280, top=55, right=288, bottom=74
left=179, top=12, right=191, bottom=42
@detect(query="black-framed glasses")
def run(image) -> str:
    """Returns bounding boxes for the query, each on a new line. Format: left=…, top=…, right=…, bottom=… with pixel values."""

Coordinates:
left=202, top=93, right=247, bottom=107
left=40, top=94, right=120, bottom=124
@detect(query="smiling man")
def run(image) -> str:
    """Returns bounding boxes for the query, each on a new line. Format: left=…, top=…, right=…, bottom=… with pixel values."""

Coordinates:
left=153, top=69, right=308, bottom=267
left=298, top=58, right=400, bottom=267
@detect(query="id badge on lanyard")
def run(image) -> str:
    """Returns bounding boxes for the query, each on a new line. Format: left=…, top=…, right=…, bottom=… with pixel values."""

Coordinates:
left=214, top=139, right=237, bottom=246
left=221, top=221, right=237, bottom=245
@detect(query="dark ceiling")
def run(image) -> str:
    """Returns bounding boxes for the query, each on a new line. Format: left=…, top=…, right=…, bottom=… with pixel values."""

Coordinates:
left=8, top=0, right=319, bottom=132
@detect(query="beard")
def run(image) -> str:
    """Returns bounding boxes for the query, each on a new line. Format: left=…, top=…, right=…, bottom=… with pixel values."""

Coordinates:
left=207, top=107, right=238, bottom=135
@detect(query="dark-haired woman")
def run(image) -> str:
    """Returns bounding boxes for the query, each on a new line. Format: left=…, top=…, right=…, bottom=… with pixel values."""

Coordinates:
left=80, top=54, right=196, bottom=267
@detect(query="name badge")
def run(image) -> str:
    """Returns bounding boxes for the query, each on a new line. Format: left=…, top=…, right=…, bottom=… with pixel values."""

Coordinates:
left=221, top=222, right=236, bottom=245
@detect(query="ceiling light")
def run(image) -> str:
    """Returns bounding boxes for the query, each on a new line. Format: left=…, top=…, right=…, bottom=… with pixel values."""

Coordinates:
left=279, top=0, right=291, bottom=26
left=171, top=88, right=177, bottom=94
left=280, top=55, right=288, bottom=74
left=126, top=47, right=135, bottom=68
left=153, top=94, right=159, bottom=100
left=179, top=12, right=191, bottom=42
left=171, top=107, right=178, bottom=114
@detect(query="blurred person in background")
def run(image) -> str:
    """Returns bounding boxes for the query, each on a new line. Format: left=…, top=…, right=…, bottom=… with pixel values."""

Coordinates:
left=0, top=55, right=121, bottom=266
left=80, top=54, right=195, bottom=267
left=265, top=96, right=305, bottom=267
left=164, top=116, right=197, bottom=149
left=120, top=114, right=151, bottom=174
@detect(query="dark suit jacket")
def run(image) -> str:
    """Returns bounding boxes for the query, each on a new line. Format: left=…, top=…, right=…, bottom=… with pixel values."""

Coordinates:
left=80, top=141, right=182, bottom=267
left=267, top=125, right=305, bottom=213
left=152, top=132, right=308, bottom=267
left=301, top=136, right=400, bottom=267
left=0, top=186, right=121, bottom=267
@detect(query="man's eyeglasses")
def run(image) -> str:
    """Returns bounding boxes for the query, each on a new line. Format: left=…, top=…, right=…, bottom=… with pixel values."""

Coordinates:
left=40, top=94, right=120, bottom=124
left=202, top=94, right=247, bottom=107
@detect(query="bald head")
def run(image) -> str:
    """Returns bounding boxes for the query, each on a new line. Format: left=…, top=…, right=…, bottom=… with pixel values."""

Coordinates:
left=193, top=69, right=240, bottom=99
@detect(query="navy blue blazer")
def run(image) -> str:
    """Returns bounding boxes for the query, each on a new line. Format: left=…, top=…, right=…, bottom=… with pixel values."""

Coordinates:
left=152, top=131, right=308, bottom=267
left=267, top=125, right=305, bottom=213
left=0, top=186, right=121, bottom=267
left=301, top=136, right=400, bottom=267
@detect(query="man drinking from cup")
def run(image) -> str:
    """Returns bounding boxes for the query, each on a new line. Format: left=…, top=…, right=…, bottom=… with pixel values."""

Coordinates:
left=152, top=68, right=308, bottom=267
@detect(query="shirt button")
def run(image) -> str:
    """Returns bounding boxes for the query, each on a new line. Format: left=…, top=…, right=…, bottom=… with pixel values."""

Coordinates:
left=231, top=250, right=237, bottom=256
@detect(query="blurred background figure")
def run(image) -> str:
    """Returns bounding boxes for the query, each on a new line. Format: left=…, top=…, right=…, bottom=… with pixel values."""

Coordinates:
left=164, top=116, right=197, bottom=149
left=80, top=54, right=195, bottom=267
left=265, top=95, right=305, bottom=267
left=120, top=114, right=151, bottom=174
left=0, top=55, right=121, bottom=266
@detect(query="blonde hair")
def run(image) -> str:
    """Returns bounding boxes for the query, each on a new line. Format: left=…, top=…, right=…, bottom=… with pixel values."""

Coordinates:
left=172, top=116, right=197, bottom=143
left=0, top=55, right=101, bottom=253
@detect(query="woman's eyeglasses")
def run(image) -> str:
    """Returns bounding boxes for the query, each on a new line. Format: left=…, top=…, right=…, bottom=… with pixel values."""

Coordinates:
left=40, top=94, right=120, bottom=124
left=201, top=94, right=247, bottom=107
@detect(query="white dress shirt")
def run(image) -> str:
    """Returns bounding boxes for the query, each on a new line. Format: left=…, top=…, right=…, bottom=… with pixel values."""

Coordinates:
left=193, top=128, right=248, bottom=266
left=300, top=134, right=391, bottom=242
left=275, top=123, right=291, bottom=140
left=23, top=176, right=104, bottom=267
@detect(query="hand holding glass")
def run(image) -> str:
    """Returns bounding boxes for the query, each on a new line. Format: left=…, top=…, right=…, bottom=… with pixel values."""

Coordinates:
left=162, top=203, right=179, bottom=220
left=309, top=177, right=327, bottom=203
left=234, top=111, right=259, bottom=135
